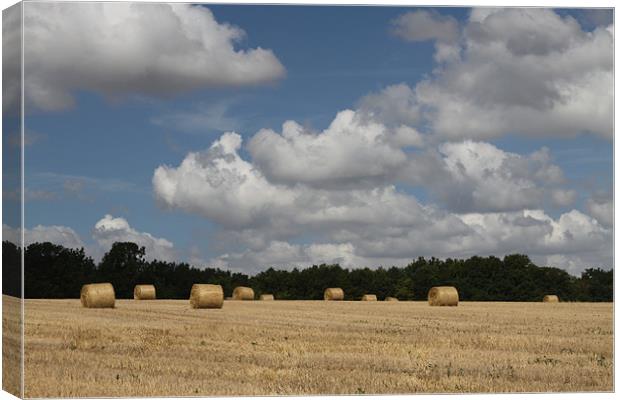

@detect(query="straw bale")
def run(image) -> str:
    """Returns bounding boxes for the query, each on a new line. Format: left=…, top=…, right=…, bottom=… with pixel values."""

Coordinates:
left=190, top=284, right=224, bottom=309
left=133, top=284, right=156, bottom=300
left=543, top=295, right=559, bottom=303
left=232, top=286, right=255, bottom=300
left=324, top=287, right=344, bottom=301
left=428, top=286, right=459, bottom=306
left=80, top=283, right=115, bottom=308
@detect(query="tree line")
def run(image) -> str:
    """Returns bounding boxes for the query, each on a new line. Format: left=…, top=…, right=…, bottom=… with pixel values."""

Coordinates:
left=2, top=240, right=613, bottom=302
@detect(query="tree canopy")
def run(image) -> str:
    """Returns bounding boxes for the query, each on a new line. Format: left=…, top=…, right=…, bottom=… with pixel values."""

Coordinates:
left=2, top=240, right=613, bottom=302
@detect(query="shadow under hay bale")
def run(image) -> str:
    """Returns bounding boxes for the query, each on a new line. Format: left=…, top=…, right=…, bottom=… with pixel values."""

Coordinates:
left=428, top=286, right=459, bottom=306
left=134, top=284, right=156, bottom=300
left=80, top=283, right=115, bottom=308
left=190, top=284, right=224, bottom=309
left=324, top=287, right=344, bottom=301
left=232, top=286, right=255, bottom=300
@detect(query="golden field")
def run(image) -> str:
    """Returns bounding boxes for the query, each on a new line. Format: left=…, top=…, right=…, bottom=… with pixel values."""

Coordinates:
left=2, top=295, right=22, bottom=397
left=5, top=295, right=614, bottom=397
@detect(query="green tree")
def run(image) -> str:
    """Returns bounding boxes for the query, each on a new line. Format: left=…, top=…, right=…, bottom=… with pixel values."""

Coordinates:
left=2, top=240, right=22, bottom=297
left=24, top=242, right=95, bottom=298
left=97, top=242, right=146, bottom=298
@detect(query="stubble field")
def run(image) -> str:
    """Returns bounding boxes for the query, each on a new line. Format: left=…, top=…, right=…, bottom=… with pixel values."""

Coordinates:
left=10, top=295, right=614, bottom=397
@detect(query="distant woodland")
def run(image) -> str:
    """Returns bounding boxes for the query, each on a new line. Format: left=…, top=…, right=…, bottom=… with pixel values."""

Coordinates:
left=2, top=241, right=613, bottom=301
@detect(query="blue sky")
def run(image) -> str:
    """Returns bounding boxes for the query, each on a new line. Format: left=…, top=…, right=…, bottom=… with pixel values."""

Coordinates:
left=4, top=4, right=613, bottom=275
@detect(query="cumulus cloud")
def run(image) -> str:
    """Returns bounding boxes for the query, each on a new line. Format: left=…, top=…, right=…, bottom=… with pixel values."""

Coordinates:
left=3, top=224, right=84, bottom=249
left=459, top=209, right=609, bottom=256
left=399, top=141, right=567, bottom=213
left=153, top=132, right=611, bottom=274
left=3, top=215, right=177, bottom=263
left=586, top=197, right=613, bottom=227
left=545, top=253, right=611, bottom=276
left=391, top=9, right=459, bottom=43
left=93, top=215, right=176, bottom=261
left=209, top=240, right=409, bottom=274
left=153, top=132, right=298, bottom=228
left=391, top=8, right=612, bottom=140
left=154, top=132, right=458, bottom=234
left=247, top=110, right=418, bottom=188
left=357, top=83, right=422, bottom=128
left=21, top=3, right=285, bottom=111
left=204, top=208, right=611, bottom=274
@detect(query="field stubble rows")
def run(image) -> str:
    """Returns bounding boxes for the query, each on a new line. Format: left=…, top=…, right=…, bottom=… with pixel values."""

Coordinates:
left=11, top=296, right=614, bottom=397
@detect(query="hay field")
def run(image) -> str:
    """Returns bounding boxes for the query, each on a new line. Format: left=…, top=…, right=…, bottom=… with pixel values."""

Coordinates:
left=2, top=295, right=22, bottom=397
left=15, top=295, right=613, bottom=397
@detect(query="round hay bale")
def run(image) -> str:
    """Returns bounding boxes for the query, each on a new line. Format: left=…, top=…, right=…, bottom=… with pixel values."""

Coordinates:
left=190, top=284, right=224, bottom=309
left=80, top=283, right=115, bottom=308
left=385, top=296, right=399, bottom=302
left=232, top=286, right=255, bottom=300
left=324, top=287, right=344, bottom=301
left=543, top=294, right=559, bottom=303
left=260, top=294, right=275, bottom=301
left=428, top=286, right=459, bottom=306
left=133, top=284, right=156, bottom=300
left=361, top=294, right=377, bottom=301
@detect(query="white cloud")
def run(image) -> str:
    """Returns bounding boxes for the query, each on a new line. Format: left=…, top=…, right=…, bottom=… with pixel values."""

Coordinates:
left=459, top=209, right=610, bottom=257
left=205, top=207, right=611, bottom=275
left=21, top=3, right=285, bottom=111
left=209, top=240, right=412, bottom=273
left=545, top=253, right=611, bottom=276
left=586, top=197, right=613, bottom=227
left=356, top=83, right=422, bottom=128
left=153, top=132, right=611, bottom=274
left=390, top=10, right=459, bottom=43
left=247, top=110, right=415, bottom=188
left=394, top=8, right=612, bottom=140
left=154, top=132, right=455, bottom=235
left=3, top=216, right=177, bottom=263
left=401, top=141, right=567, bottom=212
left=3, top=224, right=84, bottom=249
left=92, top=215, right=176, bottom=261
left=153, top=132, right=298, bottom=228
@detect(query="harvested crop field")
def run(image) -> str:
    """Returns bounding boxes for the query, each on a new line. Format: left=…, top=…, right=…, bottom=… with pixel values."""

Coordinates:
left=14, top=295, right=613, bottom=397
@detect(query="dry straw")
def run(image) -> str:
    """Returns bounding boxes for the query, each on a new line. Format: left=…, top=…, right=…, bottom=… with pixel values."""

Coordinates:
left=190, top=284, right=224, bottom=309
left=233, top=286, right=255, bottom=300
left=260, top=294, right=275, bottom=301
left=361, top=294, right=377, bottom=301
left=428, top=286, right=459, bottom=306
left=543, top=295, right=560, bottom=303
left=385, top=296, right=399, bottom=302
left=80, top=283, right=115, bottom=308
left=324, top=287, right=344, bottom=301
left=133, top=284, right=156, bottom=300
